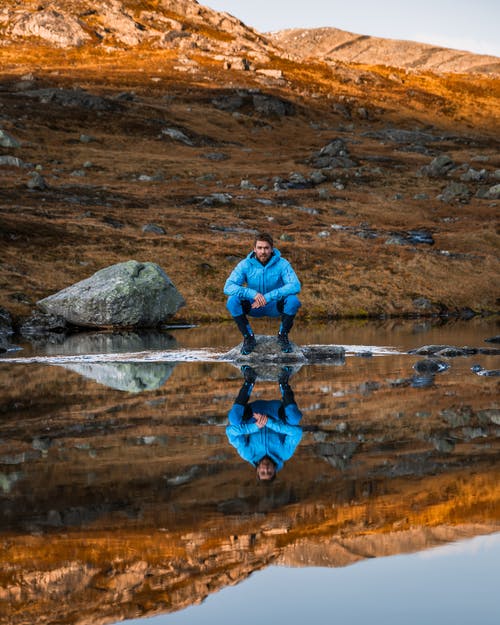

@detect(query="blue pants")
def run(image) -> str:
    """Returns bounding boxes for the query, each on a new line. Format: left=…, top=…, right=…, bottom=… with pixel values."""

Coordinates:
left=226, top=294, right=301, bottom=318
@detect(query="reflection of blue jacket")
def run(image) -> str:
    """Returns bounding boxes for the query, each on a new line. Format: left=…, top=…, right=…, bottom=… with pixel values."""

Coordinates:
left=226, top=400, right=302, bottom=471
left=223, top=248, right=301, bottom=303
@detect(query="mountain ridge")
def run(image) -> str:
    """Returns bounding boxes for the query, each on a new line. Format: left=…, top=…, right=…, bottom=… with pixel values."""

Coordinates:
left=0, top=0, right=498, bottom=75
left=269, top=26, right=500, bottom=75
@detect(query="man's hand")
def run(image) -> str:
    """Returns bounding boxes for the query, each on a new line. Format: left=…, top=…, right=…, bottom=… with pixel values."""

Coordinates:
left=252, top=293, right=267, bottom=308
left=253, top=412, right=268, bottom=428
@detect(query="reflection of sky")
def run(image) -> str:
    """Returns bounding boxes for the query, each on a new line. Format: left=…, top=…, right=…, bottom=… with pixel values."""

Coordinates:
left=120, top=533, right=500, bottom=625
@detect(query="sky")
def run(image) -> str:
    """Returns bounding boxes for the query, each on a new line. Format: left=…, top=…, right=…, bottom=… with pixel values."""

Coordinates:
left=204, top=0, right=500, bottom=57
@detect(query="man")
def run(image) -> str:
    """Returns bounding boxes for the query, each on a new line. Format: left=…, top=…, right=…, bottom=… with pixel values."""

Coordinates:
left=226, top=366, right=303, bottom=482
left=224, top=232, right=301, bottom=354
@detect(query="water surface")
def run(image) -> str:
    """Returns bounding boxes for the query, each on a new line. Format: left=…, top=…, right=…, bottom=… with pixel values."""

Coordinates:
left=0, top=318, right=498, bottom=625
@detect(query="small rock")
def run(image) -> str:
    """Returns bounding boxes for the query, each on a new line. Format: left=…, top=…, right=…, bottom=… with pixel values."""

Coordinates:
left=203, top=152, right=229, bottom=161
left=80, top=134, right=95, bottom=143
left=142, top=224, right=166, bottom=235
left=0, top=155, right=26, bottom=167
left=438, top=182, right=471, bottom=203
left=480, top=183, right=500, bottom=200
left=0, top=129, right=21, bottom=148
left=161, top=127, right=193, bottom=145
left=201, top=193, right=233, bottom=206
left=27, top=171, right=47, bottom=190
left=413, top=297, right=432, bottom=310
left=19, top=311, right=68, bottom=337
left=420, top=154, right=455, bottom=178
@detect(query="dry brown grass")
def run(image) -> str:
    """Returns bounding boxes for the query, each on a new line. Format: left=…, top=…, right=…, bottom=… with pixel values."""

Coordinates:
left=0, top=44, right=499, bottom=323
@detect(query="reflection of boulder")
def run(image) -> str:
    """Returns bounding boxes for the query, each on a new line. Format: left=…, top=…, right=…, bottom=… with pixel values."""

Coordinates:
left=41, top=330, right=177, bottom=355
left=231, top=361, right=303, bottom=381
left=61, top=362, right=176, bottom=392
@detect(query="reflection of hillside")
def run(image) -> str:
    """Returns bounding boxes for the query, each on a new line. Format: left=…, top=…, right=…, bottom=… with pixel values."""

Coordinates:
left=0, top=356, right=499, bottom=624
left=1, top=471, right=498, bottom=625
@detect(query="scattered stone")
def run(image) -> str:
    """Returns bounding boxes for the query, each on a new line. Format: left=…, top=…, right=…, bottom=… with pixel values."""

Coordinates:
left=309, top=170, right=327, bottom=185
left=102, top=216, right=124, bottom=229
left=37, top=260, right=185, bottom=328
left=203, top=152, right=229, bottom=161
left=485, top=336, right=500, bottom=343
left=413, top=358, right=449, bottom=374
left=435, top=346, right=478, bottom=357
left=413, top=193, right=429, bottom=200
left=440, top=406, right=472, bottom=427
left=420, top=154, right=456, bottom=178
left=470, top=365, right=500, bottom=377
left=0, top=129, right=21, bottom=148
left=240, top=179, right=257, bottom=190
left=479, top=183, right=500, bottom=200
left=212, top=91, right=294, bottom=117
left=386, top=229, right=434, bottom=246
left=438, top=182, right=471, bottom=203
left=460, top=167, right=487, bottom=182
left=409, top=345, right=468, bottom=356
left=413, top=297, right=433, bottom=310
left=0, top=155, right=26, bottom=167
left=252, top=93, right=294, bottom=117
left=316, top=441, right=358, bottom=470
left=79, top=134, right=95, bottom=143
left=478, top=347, right=500, bottom=356
left=200, top=193, right=233, bottom=206
left=308, top=138, right=359, bottom=169
left=161, top=127, right=193, bottom=145
left=19, top=311, right=68, bottom=338
left=142, top=223, right=166, bottom=235
left=26, top=171, right=47, bottom=190
left=363, top=128, right=443, bottom=144
left=23, top=87, right=120, bottom=112
left=431, top=437, right=455, bottom=453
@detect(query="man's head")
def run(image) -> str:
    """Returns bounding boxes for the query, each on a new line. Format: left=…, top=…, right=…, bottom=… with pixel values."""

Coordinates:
left=253, top=232, right=274, bottom=265
left=256, top=456, right=277, bottom=482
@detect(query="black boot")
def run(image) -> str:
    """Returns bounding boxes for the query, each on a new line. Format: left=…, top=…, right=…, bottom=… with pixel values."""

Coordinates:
left=279, top=368, right=295, bottom=406
left=241, top=365, right=257, bottom=384
left=278, top=313, right=295, bottom=353
left=233, top=314, right=256, bottom=354
left=235, top=373, right=255, bottom=405
left=241, top=334, right=257, bottom=355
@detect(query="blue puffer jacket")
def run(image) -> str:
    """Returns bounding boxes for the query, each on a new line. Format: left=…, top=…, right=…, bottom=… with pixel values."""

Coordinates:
left=223, top=248, right=300, bottom=302
left=226, top=399, right=303, bottom=471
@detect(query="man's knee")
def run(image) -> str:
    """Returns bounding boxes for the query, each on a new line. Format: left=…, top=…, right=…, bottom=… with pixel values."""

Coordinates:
left=283, top=295, right=301, bottom=315
left=226, top=295, right=249, bottom=317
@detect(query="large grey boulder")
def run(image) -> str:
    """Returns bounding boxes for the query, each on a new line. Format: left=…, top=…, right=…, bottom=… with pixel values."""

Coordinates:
left=37, top=261, right=185, bottom=328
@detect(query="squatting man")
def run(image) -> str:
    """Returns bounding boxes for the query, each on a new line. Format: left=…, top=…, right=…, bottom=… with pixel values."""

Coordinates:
left=224, top=232, right=301, bottom=354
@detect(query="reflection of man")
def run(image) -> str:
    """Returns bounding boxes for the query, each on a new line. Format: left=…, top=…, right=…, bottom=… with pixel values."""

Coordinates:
left=224, top=232, right=301, bottom=354
left=226, top=366, right=303, bottom=481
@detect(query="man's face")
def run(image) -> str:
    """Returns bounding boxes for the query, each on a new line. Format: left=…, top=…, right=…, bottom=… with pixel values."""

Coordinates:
left=256, top=457, right=276, bottom=481
left=254, top=240, right=273, bottom=264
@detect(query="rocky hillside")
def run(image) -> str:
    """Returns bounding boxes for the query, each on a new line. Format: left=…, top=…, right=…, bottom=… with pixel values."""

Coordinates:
left=0, top=0, right=499, bottom=326
left=0, top=0, right=280, bottom=63
left=270, top=27, right=500, bottom=74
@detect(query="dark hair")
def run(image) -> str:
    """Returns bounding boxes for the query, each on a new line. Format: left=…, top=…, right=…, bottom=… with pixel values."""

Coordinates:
left=254, top=232, right=274, bottom=248
left=256, top=456, right=277, bottom=482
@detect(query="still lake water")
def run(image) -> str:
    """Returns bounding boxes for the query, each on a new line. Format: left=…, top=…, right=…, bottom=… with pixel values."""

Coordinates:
left=0, top=317, right=499, bottom=625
